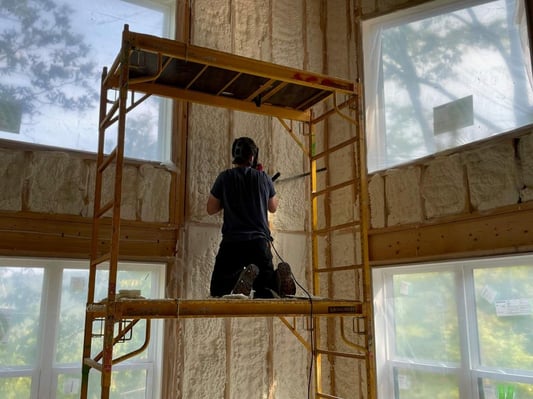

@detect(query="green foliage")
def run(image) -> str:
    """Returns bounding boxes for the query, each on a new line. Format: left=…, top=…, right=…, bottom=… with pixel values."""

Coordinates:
left=389, top=264, right=533, bottom=398
left=396, top=369, right=459, bottom=399
left=0, top=376, right=31, bottom=399
left=474, top=266, right=533, bottom=371
left=0, top=268, right=43, bottom=366
left=1, top=264, right=160, bottom=398
left=393, top=271, right=460, bottom=363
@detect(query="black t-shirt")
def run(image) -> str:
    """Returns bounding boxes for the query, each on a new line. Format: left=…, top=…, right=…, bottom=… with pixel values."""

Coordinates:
left=210, top=166, right=276, bottom=241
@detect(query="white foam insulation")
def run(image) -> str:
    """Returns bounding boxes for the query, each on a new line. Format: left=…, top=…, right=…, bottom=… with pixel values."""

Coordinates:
left=0, top=148, right=169, bottom=221
left=271, top=231, right=308, bottom=295
left=187, top=104, right=230, bottom=223
left=179, top=224, right=227, bottom=396
left=370, top=130, right=533, bottom=229
left=179, top=1, right=354, bottom=398
left=234, top=0, right=271, bottom=60
left=86, top=161, right=172, bottom=222
left=519, top=132, right=533, bottom=201
left=138, top=164, right=172, bottom=222
left=27, top=151, right=87, bottom=215
left=385, top=167, right=423, bottom=225
left=462, top=142, right=520, bottom=211
left=368, top=173, right=386, bottom=228
left=0, top=149, right=24, bottom=211
left=421, top=154, right=466, bottom=218
left=272, top=0, right=304, bottom=68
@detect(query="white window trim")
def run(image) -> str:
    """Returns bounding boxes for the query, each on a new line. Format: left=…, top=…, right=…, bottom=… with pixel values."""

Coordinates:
left=0, top=0, right=176, bottom=163
left=373, top=254, right=533, bottom=399
left=0, top=257, right=165, bottom=399
left=362, top=0, right=531, bottom=173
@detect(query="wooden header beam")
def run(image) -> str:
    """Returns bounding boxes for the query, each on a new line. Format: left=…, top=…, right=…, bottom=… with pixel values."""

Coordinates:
left=369, top=204, right=533, bottom=264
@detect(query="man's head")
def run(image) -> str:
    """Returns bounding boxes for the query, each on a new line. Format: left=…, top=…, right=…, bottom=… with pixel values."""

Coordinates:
left=232, top=137, right=258, bottom=166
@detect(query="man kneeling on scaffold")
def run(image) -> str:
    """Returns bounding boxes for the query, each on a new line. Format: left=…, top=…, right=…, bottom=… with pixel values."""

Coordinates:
left=207, top=136, right=296, bottom=299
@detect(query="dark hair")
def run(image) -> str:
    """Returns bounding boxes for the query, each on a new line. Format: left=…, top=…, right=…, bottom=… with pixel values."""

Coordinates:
left=232, top=137, right=258, bottom=166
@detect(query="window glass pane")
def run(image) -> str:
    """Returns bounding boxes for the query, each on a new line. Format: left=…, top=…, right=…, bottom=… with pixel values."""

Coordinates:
left=56, top=269, right=88, bottom=364
left=392, top=271, right=460, bottom=363
left=375, top=257, right=533, bottom=399
left=105, top=97, right=170, bottom=162
left=89, top=319, right=151, bottom=361
left=88, top=368, right=149, bottom=399
left=56, top=372, right=82, bottom=399
left=473, top=265, right=533, bottom=371
left=0, top=376, right=32, bottom=399
left=94, top=267, right=155, bottom=301
left=95, top=269, right=155, bottom=361
left=0, top=259, right=163, bottom=398
left=57, top=267, right=157, bottom=363
left=394, top=368, right=459, bottom=399
left=0, top=0, right=172, bottom=161
left=0, top=267, right=43, bottom=366
left=364, top=0, right=533, bottom=172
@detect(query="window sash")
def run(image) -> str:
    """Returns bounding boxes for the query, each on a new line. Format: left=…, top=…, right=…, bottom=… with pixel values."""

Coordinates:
left=373, top=254, right=533, bottom=399
left=363, top=0, right=533, bottom=172
left=0, top=258, right=164, bottom=399
left=0, top=0, right=175, bottom=162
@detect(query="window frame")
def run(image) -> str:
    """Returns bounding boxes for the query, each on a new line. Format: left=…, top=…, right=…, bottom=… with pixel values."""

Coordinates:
left=0, top=257, right=165, bottom=399
left=362, top=0, right=533, bottom=173
left=373, top=254, right=533, bottom=399
left=0, top=0, right=176, bottom=163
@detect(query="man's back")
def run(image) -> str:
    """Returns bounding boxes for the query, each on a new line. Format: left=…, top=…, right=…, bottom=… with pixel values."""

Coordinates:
left=211, top=166, right=274, bottom=241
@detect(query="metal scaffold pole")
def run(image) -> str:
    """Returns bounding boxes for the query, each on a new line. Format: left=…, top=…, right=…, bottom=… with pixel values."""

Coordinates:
left=80, top=25, right=131, bottom=399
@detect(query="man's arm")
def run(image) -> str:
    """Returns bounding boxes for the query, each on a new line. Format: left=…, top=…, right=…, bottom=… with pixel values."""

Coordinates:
left=268, top=195, right=278, bottom=213
left=207, top=194, right=222, bottom=215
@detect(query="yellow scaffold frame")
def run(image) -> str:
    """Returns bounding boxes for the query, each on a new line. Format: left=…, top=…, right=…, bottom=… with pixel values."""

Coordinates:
left=80, top=25, right=375, bottom=399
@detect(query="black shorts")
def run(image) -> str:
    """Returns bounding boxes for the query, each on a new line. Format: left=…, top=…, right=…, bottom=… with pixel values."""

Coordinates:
left=210, top=238, right=276, bottom=298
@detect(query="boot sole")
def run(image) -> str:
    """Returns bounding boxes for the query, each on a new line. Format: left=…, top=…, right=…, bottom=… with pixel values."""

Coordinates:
left=231, top=264, right=260, bottom=297
left=277, top=262, right=296, bottom=297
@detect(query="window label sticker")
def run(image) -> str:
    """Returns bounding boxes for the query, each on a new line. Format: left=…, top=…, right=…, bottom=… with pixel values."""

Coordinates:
left=63, top=378, right=81, bottom=394
left=397, top=373, right=411, bottom=390
left=480, top=284, right=498, bottom=303
left=433, top=95, right=474, bottom=135
left=494, top=298, right=532, bottom=316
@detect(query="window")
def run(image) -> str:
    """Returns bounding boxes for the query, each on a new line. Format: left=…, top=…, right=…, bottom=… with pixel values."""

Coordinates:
left=373, top=254, right=533, bottom=399
left=363, top=0, right=533, bottom=172
left=0, top=258, right=165, bottom=399
left=0, top=0, right=175, bottom=162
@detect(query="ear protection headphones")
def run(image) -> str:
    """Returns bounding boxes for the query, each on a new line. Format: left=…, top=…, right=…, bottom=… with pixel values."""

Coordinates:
left=232, top=137, right=259, bottom=167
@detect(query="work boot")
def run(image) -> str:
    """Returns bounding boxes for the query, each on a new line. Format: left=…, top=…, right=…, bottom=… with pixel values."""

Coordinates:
left=276, top=262, right=296, bottom=297
left=231, top=264, right=260, bottom=297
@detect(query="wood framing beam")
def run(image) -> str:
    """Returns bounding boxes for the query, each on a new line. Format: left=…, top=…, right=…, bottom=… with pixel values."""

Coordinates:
left=368, top=204, right=533, bottom=265
left=0, top=212, right=177, bottom=260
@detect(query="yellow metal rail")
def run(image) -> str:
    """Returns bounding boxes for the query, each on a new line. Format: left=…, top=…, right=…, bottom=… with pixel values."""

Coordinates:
left=86, top=298, right=363, bottom=319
